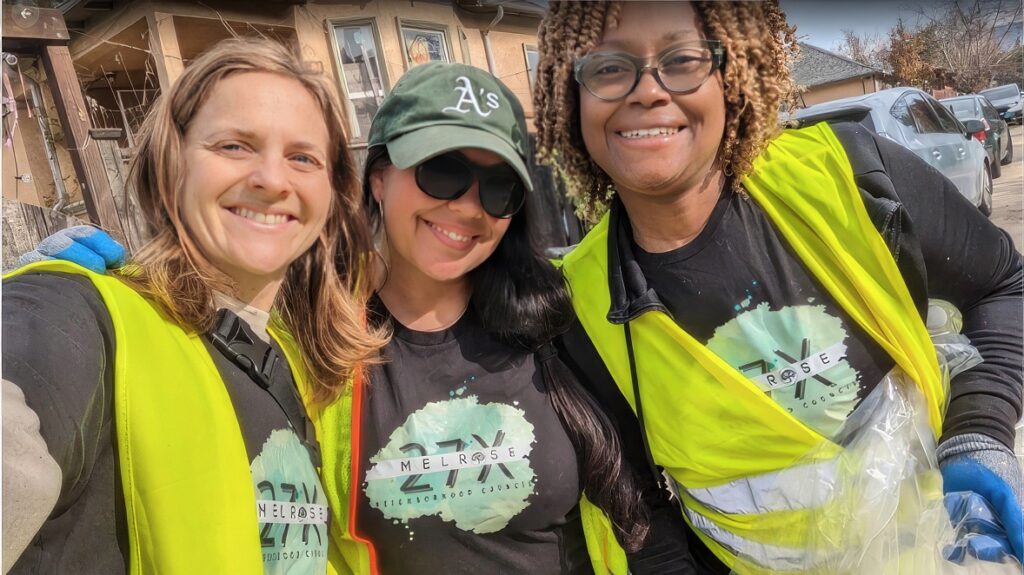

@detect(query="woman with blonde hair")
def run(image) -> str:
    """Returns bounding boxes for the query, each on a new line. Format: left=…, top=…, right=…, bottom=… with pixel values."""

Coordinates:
left=535, top=2, right=1022, bottom=573
left=2, top=37, right=384, bottom=574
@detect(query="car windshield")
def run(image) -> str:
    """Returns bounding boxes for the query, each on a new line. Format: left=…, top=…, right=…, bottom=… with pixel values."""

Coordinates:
left=981, top=85, right=1019, bottom=100
left=946, top=99, right=979, bottom=119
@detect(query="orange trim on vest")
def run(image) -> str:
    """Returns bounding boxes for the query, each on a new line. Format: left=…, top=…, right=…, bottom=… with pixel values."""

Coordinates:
left=346, top=366, right=380, bottom=575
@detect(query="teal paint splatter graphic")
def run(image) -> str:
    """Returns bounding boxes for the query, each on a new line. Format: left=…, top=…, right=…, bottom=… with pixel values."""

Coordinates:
left=707, top=303, right=861, bottom=438
left=251, top=429, right=328, bottom=575
left=365, top=396, right=537, bottom=534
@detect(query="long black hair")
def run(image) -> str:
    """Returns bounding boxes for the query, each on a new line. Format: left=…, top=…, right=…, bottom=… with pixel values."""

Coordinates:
left=365, top=148, right=649, bottom=551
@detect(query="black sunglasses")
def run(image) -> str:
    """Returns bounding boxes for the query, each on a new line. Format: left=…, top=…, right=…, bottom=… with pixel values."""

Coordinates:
left=414, top=152, right=526, bottom=219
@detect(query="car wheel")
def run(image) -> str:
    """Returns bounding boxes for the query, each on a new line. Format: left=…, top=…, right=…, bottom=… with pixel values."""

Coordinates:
left=979, top=163, right=993, bottom=217
left=1001, top=132, right=1014, bottom=165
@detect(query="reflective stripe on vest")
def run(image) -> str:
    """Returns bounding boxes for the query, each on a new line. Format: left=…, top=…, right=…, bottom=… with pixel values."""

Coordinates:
left=559, top=122, right=943, bottom=572
left=685, top=458, right=838, bottom=515
left=685, top=505, right=821, bottom=571
left=5, top=261, right=279, bottom=574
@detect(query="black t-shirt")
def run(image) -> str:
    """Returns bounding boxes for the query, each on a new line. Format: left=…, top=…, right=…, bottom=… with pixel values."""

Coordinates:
left=2, top=272, right=328, bottom=574
left=632, top=189, right=896, bottom=439
left=355, top=301, right=591, bottom=574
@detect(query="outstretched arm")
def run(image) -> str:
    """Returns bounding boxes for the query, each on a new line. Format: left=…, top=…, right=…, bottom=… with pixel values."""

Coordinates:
left=870, top=131, right=1022, bottom=562
left=2, top=272, right=118, bottom=568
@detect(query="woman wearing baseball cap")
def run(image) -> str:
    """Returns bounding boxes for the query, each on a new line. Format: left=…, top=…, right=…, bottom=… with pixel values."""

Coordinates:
left=16, top=61, right=692, bottom=573
left=308, top=61, right=689, bottom=574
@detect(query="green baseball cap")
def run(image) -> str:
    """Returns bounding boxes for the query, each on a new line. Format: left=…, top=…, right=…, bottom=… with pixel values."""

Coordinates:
left=365, top=61, right=533, bottom=192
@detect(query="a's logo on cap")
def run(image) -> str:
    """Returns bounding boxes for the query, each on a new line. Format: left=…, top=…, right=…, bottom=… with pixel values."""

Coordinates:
left=442, top=76, right=501, bottom=117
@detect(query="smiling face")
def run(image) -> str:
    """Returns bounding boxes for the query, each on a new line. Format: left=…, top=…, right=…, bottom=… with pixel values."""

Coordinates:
left=178, top=71, right=332, bottom=301
left=579, top=1, right=726, bottom=202
left=370, top=148, right=512, bottom=287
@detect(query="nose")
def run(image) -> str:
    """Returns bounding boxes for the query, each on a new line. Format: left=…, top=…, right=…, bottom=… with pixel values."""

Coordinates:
left=247, top=153, right=292, bottom=197
left=625, top=68, right=671, bottom=108
left=447, top=179, right=486, bottom=219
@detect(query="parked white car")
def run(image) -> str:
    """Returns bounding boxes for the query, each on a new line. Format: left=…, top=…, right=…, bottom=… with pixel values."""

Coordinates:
left=794, top=87, right=993, bottom=215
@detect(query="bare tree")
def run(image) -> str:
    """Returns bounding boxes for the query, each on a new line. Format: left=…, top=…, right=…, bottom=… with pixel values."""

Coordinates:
left=837, top=29, right=888, bottom=70
left=914, top=0, right=1022, bottom=92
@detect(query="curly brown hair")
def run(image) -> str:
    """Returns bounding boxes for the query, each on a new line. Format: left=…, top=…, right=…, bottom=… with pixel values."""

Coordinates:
left=534, top=1, right=799, bottom=222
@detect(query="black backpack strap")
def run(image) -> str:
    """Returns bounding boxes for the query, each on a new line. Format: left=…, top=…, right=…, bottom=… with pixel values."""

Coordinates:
left=828, top=121, right=929, bottom=318
left=206, top=308, right=322, bottom=467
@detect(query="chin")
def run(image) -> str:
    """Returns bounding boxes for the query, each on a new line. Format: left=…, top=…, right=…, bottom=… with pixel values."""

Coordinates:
left=426, top=268, right=472, bottom=284
left=620, top=173, right=682, bottom=195
left=422, top=260, right=480, bottom=284
left=229, top=252, right=294, bottom=278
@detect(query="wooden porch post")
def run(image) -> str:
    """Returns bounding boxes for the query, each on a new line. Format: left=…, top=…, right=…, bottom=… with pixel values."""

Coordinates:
left=4, top=5, right=127, bottom=242
left=146, top=12, right=184, bottom=90
left=41, top=45, right=126, bottom=242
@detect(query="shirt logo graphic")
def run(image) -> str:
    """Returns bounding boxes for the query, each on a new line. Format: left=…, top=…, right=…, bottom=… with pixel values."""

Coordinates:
left=442, top=76, right=501, bottom=117
left=250, top=428, right=328, bottom=574
left=364, top=396, right=537, bottom=535
left=706, top=303, right=861, bottom=438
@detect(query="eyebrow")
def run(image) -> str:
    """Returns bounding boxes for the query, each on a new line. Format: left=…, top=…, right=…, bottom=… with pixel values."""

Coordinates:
left=597, top=30, right=703, bottom=51
left=289, top=141, right=327, bottom=155
left=201, top=128, right=326, bottom=155
left=201, top=128, right=257, bottom=141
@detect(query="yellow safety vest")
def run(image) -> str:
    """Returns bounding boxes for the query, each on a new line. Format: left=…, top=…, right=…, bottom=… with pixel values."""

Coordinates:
left=6, top=262, right=625, bottom=573
left=4, top=260, right=311, bottom=574
left=559, top=123, right=946, bottom=573
left=295, top=345, right=630, bottom=575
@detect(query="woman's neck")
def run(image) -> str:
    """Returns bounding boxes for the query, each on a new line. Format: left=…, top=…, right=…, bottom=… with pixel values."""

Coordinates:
left=618, top=169, right=726, bottom=253
left=377, top=262, right=472, bottom=332
left=227, top=275, right=282, bottom=312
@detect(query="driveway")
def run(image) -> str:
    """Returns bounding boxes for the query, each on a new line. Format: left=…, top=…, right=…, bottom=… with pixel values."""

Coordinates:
left=981, top=124, right=1023, bottom=460
left=990, top=123, right=1023, bottom=251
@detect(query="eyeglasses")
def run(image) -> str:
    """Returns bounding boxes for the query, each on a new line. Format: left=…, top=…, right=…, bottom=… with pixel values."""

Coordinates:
left=414, top=152, right=526, bottom=219
left=574, top=40, right=725, bottom=101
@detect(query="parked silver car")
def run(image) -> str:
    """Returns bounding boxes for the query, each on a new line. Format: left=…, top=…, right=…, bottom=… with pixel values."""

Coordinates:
left=794, top=87, right=993, bottom=215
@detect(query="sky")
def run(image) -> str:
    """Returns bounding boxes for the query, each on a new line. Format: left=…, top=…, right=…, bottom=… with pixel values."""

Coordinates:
left=781, top=0, right=927, bottom=52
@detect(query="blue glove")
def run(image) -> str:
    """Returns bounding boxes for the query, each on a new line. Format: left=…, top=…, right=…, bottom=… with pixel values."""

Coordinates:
left=943, top=491, right=1017, bottom=563
left=18, top=225, right=125, bottom=274
left=939, top=433, right=1024, bottom=564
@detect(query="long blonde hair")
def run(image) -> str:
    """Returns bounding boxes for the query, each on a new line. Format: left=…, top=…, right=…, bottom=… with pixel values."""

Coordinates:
left=534, top=1, right=799, bottom=221
left=122, top=37, right=386, bottom=402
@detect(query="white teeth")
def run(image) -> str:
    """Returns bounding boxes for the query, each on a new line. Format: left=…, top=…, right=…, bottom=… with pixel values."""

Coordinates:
left=429, top=222, right=471, bottom=242
left=231, top=207, right=289, bottom=225
left=619, top=126, right=680, bottom=139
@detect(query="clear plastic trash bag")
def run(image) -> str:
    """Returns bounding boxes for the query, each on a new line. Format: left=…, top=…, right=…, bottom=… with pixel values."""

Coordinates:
left=926, top=299, right=984, bottom=380
left=728, top=300, right=1021, bottom=574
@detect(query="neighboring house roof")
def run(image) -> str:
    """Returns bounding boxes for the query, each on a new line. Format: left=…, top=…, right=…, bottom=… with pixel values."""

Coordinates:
left=793, top=43, right=882, bottom=88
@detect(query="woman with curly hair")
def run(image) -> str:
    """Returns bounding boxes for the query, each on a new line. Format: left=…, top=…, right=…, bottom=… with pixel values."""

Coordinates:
left=536, top=2, right=1022, bottom=573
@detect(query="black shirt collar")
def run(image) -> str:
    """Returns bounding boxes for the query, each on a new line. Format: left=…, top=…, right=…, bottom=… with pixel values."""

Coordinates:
left=605, top=190, right=733, bottom=324
left=369, top=294, right=476, bottom=346
left=606, top=199, right=669, bottom=324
